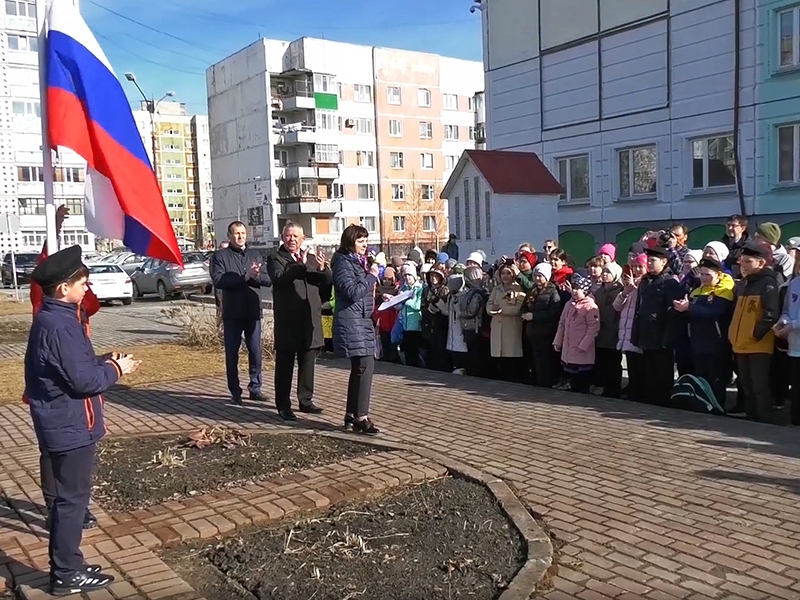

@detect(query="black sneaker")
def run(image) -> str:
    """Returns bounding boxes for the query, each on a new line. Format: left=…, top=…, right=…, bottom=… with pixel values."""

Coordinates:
left=50, top=570, right=115, bottom=596
left=83, top=511, right=98, bottom=530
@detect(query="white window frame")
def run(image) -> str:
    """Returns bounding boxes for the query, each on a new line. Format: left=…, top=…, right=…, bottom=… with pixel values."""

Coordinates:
left=356, top=150, right=374, bottom=167
left=388, top=119, right=402, bottom=137
left=313, top=73, right=336, bottom=93
left=417, top=88, right=431, bottom=107
left=419, top=121, right=433, bottom=139
left=445, top=155, right=458, bottom=171
left=391, top=183, right=405, bottom=201
left=332, top=182, right=345, bottom=199
left=444, top=125, right=459, bottom=141
left=556, top=154, right=591, bottom=203
left=392, top=215, right=406, bottom=232
left=6, top=33, right=37, bottom=51
left=420, top=153, right=434, bottom=170
left=690, top=135, right=736, bottom=190
left=357, top=183, right=375, bottom=200
left=617, top=145, right=657, bottom=199
left=360, top=216, right=377, bottom=232
left=778, top=123, right=800, bottom=184
left=468, top=126, right=475, bottom=141
left=315, top=143, right=339, bottom=164
left=354, top=84, right=372, bottom=102
left=443, top=94, right=458, bottom=110
left=423, top=215, right=436, bottom=232
left=779, top=7, right=800, bottom=70
left=315, top=110, right=337, bottom=130
left=330, top=217, right=346, bottom=234
left=387, top=86, right=401, bottom=105
left=354, top=118, right=373, bottom=135
left=5, top=0, right=35, bottom=17
left=390, top=152, right=404, bottom=169
left=421, top=184, right=435, bottom=200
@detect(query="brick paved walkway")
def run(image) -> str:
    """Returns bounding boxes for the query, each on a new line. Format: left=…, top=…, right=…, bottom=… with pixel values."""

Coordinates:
left=2, top=360, right=800, bottom=598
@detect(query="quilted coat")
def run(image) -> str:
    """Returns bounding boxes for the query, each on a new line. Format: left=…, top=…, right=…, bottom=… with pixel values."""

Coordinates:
left=331, top=250, right=378, bottom=358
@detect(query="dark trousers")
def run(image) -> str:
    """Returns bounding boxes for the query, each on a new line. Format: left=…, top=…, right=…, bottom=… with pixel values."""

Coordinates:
left=379, top=332, right=399, bottom=363
left=346, top=356, right=374, bottom=417
left=495, top=357, right=524, bottom=383
left=693, top=352, right=728, bottom=409
left=402, top=330, right=424, bottom=368
left=790, top=357, right=800, bottom=425
left=41, top=451, right=93, bottom=515
left=529, top=336, right=558, bottom=388
left=595, top=348, right=623, bottom=398
left=568, top=369, right=593, bottom=394
left=641, top=349, right=675, bottom=406
left=222, top=319, right=263, bottom=398
left=625, top=351, right=646, bottom=402
left=49, top=443, right=95, bottom=579
left=464, top=330, right=488, bottom=378
left=274, top=348, right=316, bottom=411
left=737, top=353, right=773, bottom=423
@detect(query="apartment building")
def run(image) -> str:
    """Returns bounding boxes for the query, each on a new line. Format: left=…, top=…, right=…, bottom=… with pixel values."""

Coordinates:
left=475, top=0, right=794, bottom=263
left=132, top=102, right=213, bottom=249
left=0, top=0, right=95, bottom=257
left=206, top=37, right=482, bottom=252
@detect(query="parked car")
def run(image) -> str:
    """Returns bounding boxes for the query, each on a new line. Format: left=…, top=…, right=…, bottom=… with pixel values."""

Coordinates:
left=87, top=263, right=133, bottom=305
left=130, top=253, right=212, bottom=300
left=1, top=252, right=40, bottom=287
left=87, top=251, right=147, bottom=275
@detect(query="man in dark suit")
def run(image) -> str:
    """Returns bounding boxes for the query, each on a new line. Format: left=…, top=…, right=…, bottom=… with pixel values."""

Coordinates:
left=211, top=221, right=272, bottom=405
left=267, top=223, right=331, bottom=420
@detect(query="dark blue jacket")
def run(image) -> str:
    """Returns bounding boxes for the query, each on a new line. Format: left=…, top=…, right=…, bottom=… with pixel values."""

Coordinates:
left=331, top=250, right=378, bottom=358
left=24, top=297, right=120, bottom=454
left=211, top=245, right=272, bottom=321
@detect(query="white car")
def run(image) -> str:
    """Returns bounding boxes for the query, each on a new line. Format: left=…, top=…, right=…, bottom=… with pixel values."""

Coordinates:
left=87, top=263, right=133, bottom=305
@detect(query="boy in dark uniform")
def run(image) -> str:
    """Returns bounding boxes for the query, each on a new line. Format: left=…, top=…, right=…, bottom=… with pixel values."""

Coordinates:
left=24, top=245, right=140, bottom=595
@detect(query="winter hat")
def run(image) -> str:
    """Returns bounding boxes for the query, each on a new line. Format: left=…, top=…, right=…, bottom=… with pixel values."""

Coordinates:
left=407, top=248, right=422, bottom=264
left=425, top=249, right=438, bottom=263
left=453, top=263, right=466, bottom=274
left=401, top=264, right=417, bottom=279
left=571, top=273, right=592, bottom=293
left=445, top=258, right=457, bottom=270
left=420, top=263, right=433, bottom=275
left=382, top=267, right=396, bottom=280
left=463, top=265, right=483, bottom=285
left=685, top=250, right=703, bottom=265
left=703, top=241, right=729, bottom=262
left=446, top=274, right=464, bottom=293
left=630, top=241, right=648, bottom=255
left=533, top=262, right=552, bottom=281
left=466, top=251, right=484, bottom=266
left=477, top=249, right=487, bottom=261
left=438, top=252, right=449, bottom=264
left=391, top=256, right=403, bottom=268
left=757, top=222, right=782, bottom=246
left=602, top=262, right=623, bottom=282
left=788, top=236, right=800, bottom=250
left=374, top=252, right=387, bottom=266
left=633, top=253, right=648, bottom=266
left=598, top=243, right=617, bottom=261
left=518, top=250, right=536, bottom=269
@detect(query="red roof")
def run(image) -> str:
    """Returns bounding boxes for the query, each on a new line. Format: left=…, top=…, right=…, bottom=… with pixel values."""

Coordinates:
left=464, top=149, right=565, bottom=195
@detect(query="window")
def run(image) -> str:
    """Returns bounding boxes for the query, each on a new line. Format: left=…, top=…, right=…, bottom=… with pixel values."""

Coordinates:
left=475, top=94, right=483, bottom=111
left=163, top=143, right=181, bottom=150
left=64, top=198, right=83, bottom=215
left=417, top=88, right=431, bottom=107
left=691, top=136, right=736, bottom=189
left=556, top=155, right=590, bottom=202
left=5, top=0, right=35, bottom=17
left=387, top=86, right=401, bottom=104
left=360, top=216, right=377, bottom=232
left=392, top=216, right=406, bottom=232
left=444, top=125, right=459, bottom=141
left=315, top=143, right=339, bottom=164
left=390, top=152, right=404, bottom=169
left=421, top=184, right=434, bottom=200
left=186, top=155, right=195, bottom=164
left=332, top=182, right=344, bottom=198
left=419, top=121, right=433, bottom=139
left=445, top=155, right=458, bottom=171
left=443, top=94, right=458, bottom=110
left=454, top=196, right=461, bottom=239
left=17, top=166, right=43, bottom=182
left=354, top=84, right=372, bottom=102
left=354, top=118, right=373, bottom=134
left=165, top=158, right=181, bottom=165
left=485, top=190, right=492, bottom=238
left=165, top=128, right=180, bottom=135
left=7, top=33, right=37, bottom=51
left=468, top=126, right=475, bottom=141
left=330, top=217, right=345, bottom=233
left=778, top=123, right=800, bottom=183
left=468, top=96, right=474, bottom=111
left=316, top=110, right=337, bottom=130
left=779, top=7, right=800, bottom=69
left=391, top=183, right=405, bottom=201
left=165, top=187, right=184, bottom=194
left=12, top=100, right=40, bottom=117
left=420, top=153, right=434, bottom=169
left=357, top=183, right=375, bottom=200
left=274, top=148, right=288, bottom=166
left=356, top=150, right=374, bottom=167
left=423, top=215, right=436, bottom=232
left=474, top=177, right=481, bottom=240
left=337, top=82, right=343, bottom=98
left=18, top=198, right=44, bottom=215
left=313, top=74, right=336, bottom=93
left=61, top=167, right=85, bottom=183
left=388, top=119, right=402, bottom=137
left=463, top=179, right=471, bottom=240
left=618, top=146, right=657, bottom=198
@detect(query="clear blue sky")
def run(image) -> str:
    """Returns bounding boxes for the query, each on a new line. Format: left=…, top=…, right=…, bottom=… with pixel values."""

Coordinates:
left=81, top=0, right=483, bottom=116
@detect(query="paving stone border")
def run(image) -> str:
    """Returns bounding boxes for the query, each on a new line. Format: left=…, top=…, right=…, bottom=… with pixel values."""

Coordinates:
left=0, top=429, right=552, bottom=600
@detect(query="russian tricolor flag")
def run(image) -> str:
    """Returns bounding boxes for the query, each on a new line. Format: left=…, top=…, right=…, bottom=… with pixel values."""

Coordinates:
left=43, top=0, right=182, bottom=265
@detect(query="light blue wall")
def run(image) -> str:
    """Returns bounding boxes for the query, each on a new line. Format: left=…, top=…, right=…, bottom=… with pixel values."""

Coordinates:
left=756, top=0, right=800, bottom=215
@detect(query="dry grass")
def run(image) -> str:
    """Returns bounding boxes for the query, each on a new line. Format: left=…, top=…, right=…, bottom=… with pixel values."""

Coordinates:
left=0, top=297, right=30, bottom=317
left=0, top=343, right=226, bottom=405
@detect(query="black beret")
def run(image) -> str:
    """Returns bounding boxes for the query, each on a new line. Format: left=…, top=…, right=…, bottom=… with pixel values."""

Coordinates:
left=644, top=246, right=670, bottom=259
left=740, top=240, right=771, bottom=260
left=698, top=258, right=724, bottom=272
left=31, top=245, right=84, bottom=288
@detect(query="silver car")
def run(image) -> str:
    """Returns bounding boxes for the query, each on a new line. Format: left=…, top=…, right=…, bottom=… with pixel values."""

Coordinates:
left=130, top=252, right=212, bottom=300
left=87, top=251, right=147, bottom=275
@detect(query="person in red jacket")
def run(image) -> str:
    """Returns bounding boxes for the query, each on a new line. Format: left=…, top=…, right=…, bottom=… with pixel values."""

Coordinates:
left=28, top=205, right=100, bottom=530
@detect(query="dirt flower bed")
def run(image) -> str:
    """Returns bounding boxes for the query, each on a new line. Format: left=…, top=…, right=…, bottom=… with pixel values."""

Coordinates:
left=93, top=430, right=380, bottom=512
left=162, top=477, right=525, bottom=600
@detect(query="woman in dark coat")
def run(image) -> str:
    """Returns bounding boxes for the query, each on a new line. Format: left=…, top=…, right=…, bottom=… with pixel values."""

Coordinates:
left=331, top=224, right=381, bottom=434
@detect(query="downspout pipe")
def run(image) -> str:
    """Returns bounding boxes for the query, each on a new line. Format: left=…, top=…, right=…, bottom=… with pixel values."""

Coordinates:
left=733, top=0, right=746, bottom=216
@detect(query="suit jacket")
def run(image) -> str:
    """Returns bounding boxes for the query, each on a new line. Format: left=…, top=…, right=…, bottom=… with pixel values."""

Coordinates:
left=266, top=246, right=332, bottom=352
left=211, top=245, right=271, bottom=321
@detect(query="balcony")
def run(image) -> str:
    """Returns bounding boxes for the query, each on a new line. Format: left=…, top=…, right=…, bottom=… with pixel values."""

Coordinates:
left=285, top=165, right=318, bottom=179
left=280, top=126, right=316, bottom=145
left=280, top=162, right=340, bottom=180
left=272, top=77, right=315, bottom=112
left=279, top=199, right=342, bottom=215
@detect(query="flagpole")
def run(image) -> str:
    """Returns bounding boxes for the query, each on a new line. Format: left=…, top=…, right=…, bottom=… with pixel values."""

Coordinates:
left=37, top=0, right=57, bottom=256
